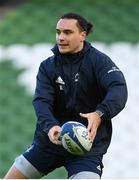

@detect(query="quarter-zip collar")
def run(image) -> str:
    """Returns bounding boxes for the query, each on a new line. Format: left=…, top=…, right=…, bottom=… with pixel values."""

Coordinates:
left=51, top=41, right=91, bottom=64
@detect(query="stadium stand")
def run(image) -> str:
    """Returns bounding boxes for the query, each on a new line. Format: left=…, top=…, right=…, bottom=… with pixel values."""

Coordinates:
left=0, top=0, right=139, bottom=178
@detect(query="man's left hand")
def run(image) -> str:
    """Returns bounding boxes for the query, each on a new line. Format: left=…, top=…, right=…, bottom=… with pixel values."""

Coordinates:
left=80, top=112, right=102, bottom=142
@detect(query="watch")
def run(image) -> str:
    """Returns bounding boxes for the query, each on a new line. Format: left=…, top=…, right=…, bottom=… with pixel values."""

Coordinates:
left=95, top=110, right=104, bottom=119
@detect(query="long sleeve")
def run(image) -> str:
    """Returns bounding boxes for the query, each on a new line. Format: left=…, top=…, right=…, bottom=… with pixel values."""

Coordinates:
left=94, top=52, right=128, bottom=120
left=33, top=60, right=60, bottom=134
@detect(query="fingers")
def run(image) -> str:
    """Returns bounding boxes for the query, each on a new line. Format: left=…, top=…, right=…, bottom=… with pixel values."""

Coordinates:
left=48, top=126, right=62, bottom=145
left=88, top=127, right=97, bottom=142
left=53, top=131, right=62, bottom=145
left=50, top=132, right=61, bottom=145
left=52, top=139, right=62, bottom=145
left=87, top=120, right=96, bottom=142
left=79, top=112, right=89, bottom=119
left=50, top=137, right=62, bottom=145
left=80, top=112, right=100, bottom=142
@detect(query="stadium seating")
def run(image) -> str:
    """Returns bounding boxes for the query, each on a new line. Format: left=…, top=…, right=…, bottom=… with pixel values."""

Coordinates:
left=0, top=0, right=139, bottom=178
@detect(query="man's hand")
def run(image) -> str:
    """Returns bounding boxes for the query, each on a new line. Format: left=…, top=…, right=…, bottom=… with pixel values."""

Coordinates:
left=80, top=112, right=102, bottom=142
left=48, top=125, right=62, bottom=145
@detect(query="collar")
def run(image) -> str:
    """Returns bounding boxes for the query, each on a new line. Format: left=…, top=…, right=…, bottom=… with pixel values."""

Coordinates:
left=51, top=41, right=91, bottom=64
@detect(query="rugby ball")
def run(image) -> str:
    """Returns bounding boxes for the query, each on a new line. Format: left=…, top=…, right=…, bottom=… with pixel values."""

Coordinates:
left=60, top=121, right=92, bottom=155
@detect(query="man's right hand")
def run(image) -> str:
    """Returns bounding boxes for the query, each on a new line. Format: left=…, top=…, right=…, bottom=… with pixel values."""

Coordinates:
left=48, top=125, right=62, bottom=145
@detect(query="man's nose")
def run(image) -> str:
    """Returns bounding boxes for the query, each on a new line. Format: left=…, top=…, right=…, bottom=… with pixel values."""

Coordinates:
left=58, top=33, right=65, bottom=41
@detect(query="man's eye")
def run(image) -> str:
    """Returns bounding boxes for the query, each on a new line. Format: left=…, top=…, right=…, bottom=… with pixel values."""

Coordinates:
left=66, top=32, right=71, bottom=35
left=65, top=31, right=72, bottom=35
left=56, top=31, right=60, bottom=35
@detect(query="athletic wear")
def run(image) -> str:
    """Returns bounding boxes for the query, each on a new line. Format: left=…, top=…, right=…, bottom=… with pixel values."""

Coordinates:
left=20, top=144, right=103, bottom=178
left=19, top=41, right=127, bottom=178
left=14, top=154, right=43, bottom=179
left=33, top=41, right=127, bottom=155
left=69, top=171, right=100, bottom=179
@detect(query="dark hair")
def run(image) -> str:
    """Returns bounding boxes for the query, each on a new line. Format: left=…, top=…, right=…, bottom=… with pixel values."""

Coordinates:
left=60, top=12, right=93, bottom=36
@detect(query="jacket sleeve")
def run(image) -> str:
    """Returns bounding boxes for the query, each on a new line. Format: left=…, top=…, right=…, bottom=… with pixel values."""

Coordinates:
left=94, top=52, right=128, bottom=120
left=33, top=60, right=60, bottom=134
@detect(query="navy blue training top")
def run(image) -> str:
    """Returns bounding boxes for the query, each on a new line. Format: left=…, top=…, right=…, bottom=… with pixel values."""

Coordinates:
left=32, top=41, right=128, bottom=156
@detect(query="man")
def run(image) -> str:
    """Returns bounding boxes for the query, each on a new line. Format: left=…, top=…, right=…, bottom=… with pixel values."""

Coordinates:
left=4, top=13, right=128, bottom=179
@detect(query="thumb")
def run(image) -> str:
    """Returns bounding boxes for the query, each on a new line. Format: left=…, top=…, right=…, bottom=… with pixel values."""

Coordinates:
left=79, top=112, right=89, bottom=119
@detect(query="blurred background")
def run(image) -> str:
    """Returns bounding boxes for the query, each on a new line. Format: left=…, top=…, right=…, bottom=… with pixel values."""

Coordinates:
left=0, top=0, right=139, bottom=178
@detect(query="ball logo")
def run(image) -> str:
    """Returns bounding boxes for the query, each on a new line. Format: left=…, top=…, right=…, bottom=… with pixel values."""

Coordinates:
left=81, top=130, right=88, bottom=140
left=60, top=121, right=92, bottom=155
left=64, top=134, right=74, bottom=153
left=73, top=126, right=92, bottom=151
left=63, top=133, right=84, bottom=155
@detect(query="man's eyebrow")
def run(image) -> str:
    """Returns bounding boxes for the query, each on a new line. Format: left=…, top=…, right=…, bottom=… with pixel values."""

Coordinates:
left=56, top=29, right=74, bottom=32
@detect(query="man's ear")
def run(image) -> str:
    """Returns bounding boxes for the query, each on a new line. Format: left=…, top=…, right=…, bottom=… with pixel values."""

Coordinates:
left=81, top=31, right=87, bottom=42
